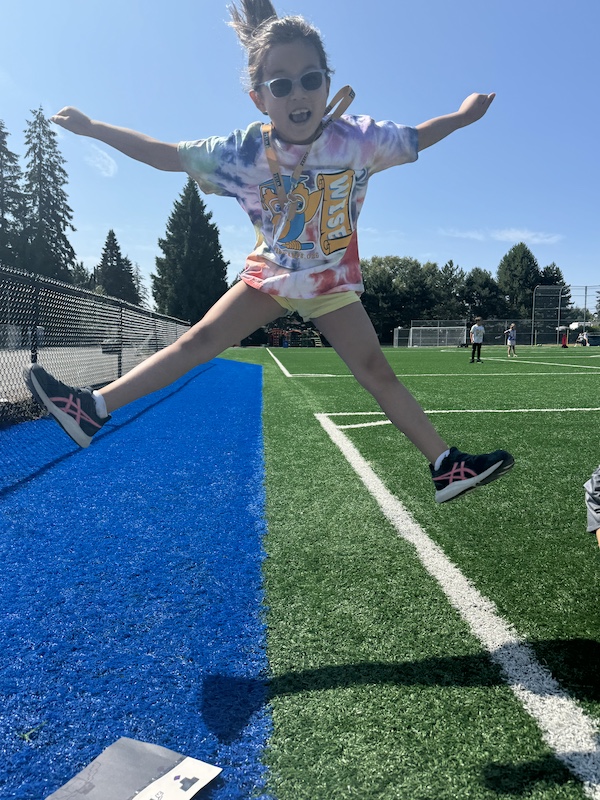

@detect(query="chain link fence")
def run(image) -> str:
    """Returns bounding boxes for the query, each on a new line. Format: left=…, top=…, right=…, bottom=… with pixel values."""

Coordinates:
left=0, top=267, right=190, bottom=428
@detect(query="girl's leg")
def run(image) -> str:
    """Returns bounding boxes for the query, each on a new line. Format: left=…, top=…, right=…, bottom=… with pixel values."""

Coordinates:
left=100, top=281, right=282, bottom=413
left=313, top=301, right=447, bottom=464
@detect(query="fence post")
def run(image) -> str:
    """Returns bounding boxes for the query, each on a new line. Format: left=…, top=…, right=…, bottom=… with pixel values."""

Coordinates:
left=117, top=304, right=123, bottom=379
left=30, top=276, right=40, bottom=364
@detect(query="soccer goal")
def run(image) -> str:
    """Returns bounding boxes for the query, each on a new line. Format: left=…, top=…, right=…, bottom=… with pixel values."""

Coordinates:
left=407, top=326, right=467, bottom=347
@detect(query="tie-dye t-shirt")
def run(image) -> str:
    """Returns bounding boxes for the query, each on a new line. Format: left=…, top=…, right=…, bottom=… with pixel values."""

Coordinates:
left=178, top=114, right=418, bottom=299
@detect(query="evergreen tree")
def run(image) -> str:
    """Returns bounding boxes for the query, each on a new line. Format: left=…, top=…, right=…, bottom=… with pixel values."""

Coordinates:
left=96, top=229, right=140, bottom=304
left=431, top=260, right=468, bottom=319
left=152, top=178, right=228, bottom=322
left=0, top=120, right=24, bottom=269
left=496, top=243, right=542, bottom=317
left=132, top=262, right=150, bottom=308
left=539, top=262, right=565, bottom=285
left=22, top=107, right=76, bottom=281
left=464, top=267, right=509, bottom=319
left=72, top=260, right=93, bottom=288
left=539, top=262, right=571, bottom=307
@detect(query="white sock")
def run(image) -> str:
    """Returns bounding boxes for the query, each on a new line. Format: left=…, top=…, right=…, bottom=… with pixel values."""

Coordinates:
left=92, top=390, right=109, bottom=418
left=434, top=449, right=450, bottom=471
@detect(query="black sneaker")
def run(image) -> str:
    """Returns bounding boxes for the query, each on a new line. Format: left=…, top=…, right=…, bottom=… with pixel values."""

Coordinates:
left=430, top=447, right=514, bottom=503
left=25, top=364, right=110, bottom=448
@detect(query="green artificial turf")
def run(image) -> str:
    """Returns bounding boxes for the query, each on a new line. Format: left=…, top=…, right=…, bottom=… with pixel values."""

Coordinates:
left=221, top=344, right=599, bottom=799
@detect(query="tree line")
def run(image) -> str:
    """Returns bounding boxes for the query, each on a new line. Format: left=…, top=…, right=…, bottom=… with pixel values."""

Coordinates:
left=2, top=110, right=595, bottom=334
left=361, top=247, right=581, bottom=339
left=0, top=111, right=228, bottom=322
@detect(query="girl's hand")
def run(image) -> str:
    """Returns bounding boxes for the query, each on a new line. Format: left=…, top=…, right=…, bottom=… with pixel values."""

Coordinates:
left=51, top=107, right=93, bottom=136
left=457, top=93, right=496, bottom=126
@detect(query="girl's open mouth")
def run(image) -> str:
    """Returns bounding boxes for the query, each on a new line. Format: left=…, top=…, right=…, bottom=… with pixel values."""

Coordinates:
left=289, top=109, right=311, bottom=124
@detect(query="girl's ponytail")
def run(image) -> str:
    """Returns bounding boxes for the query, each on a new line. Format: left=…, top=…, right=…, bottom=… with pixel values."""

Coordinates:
left=228, top=0, right=331, bottom=90
left=228, top=0, right=278, bottom=49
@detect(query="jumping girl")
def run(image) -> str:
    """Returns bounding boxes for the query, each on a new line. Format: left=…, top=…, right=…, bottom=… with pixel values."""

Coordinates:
left=26, top=0, right=514, bottom=503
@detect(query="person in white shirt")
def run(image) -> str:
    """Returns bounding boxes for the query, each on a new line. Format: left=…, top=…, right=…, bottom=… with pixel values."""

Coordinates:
left=470, top=317, right=485, bottom=363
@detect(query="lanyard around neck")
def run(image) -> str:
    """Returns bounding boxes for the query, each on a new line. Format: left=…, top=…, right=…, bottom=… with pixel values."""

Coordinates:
left=261, top=85, right=355, bottom=226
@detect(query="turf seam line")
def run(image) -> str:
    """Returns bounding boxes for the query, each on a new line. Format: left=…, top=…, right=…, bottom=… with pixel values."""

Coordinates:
left=315, top=411, right=600, bottom=799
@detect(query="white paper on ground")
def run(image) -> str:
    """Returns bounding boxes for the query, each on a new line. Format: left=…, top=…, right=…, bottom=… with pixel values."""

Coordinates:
left=45, top=737, right=221, bottom=800
left=133, top=756, right=222, bottom=800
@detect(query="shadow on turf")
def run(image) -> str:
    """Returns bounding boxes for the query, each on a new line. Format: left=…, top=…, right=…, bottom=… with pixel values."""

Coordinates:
left=483, top=757, right=574, bottom=795
left=202, top=638, right=599, bottom=744
left=530, top=637, right=600, bottom=704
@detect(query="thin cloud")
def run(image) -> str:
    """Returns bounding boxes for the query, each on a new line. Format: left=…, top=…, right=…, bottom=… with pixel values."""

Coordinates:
left=490, top=228, right=563, bottom=245
left=361, top=227, right=406, bottom=239
left=440, top=227, right=563, bottom=246
left=85, top=144, right=118, bottom=178
left=439, top=227, right=486, bottom=241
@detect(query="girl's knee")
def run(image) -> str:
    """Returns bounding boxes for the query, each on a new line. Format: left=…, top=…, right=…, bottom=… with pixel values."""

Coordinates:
left=175, top=322, right=217, bottom=359
left=355, top=359, right=396, bottom=392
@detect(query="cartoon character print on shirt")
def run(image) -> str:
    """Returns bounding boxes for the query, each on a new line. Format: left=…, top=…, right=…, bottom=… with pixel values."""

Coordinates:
left=259, top=169, right=355, bottom=256
left=260, top=175, right=321, bottom=251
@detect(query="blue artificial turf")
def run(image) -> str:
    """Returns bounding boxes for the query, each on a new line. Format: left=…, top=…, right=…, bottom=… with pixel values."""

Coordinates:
left=0, top=359, right=272, bottom=800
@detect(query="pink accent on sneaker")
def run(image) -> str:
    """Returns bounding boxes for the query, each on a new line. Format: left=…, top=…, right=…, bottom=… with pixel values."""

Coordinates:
left=49, top=394, right=102, bottom=429
left=436, top=461, right=478, bottom=484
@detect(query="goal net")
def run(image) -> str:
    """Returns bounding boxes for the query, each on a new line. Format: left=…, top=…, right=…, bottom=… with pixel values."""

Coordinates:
left=407, top=326, right=466, bottom=347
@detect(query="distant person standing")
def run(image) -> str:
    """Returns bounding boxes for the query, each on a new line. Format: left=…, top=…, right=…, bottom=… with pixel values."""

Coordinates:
left=470, top=317, right=485, bottom=363
left=504, top=323, right=517, bottom=357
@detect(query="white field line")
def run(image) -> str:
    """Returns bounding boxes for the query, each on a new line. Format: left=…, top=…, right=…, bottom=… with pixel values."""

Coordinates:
left=265, top=348, right=293, bottom=377
left=333, top=408, right=600, bottom=430
left=265, top=349, right=600, bottom=379
left=484, top=357, right=600, bottom=370
left=315, top=411, right=600, bottom=798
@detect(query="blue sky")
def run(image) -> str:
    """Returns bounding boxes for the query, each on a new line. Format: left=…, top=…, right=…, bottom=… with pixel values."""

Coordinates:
left=2, top=0, right=598, bottom=302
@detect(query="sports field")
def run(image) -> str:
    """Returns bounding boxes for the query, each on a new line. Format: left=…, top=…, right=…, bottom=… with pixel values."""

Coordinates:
left=223, top=343, right=600, bottom=799
left=1, top=343, right=599, bottom=799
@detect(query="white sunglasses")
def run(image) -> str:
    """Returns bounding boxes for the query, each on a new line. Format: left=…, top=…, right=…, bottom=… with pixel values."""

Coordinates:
left=257, top=69, right=327, bottom=99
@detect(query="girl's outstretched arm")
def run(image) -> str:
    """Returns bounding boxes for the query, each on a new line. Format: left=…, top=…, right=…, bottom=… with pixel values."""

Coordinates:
left=416, top=92, right=495, bottom=152
left=51, top=107, right=182, bottom=172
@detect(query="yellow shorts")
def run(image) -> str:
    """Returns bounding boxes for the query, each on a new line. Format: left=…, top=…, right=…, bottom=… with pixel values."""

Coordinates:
left=271, top=291, right=361, bottom=322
